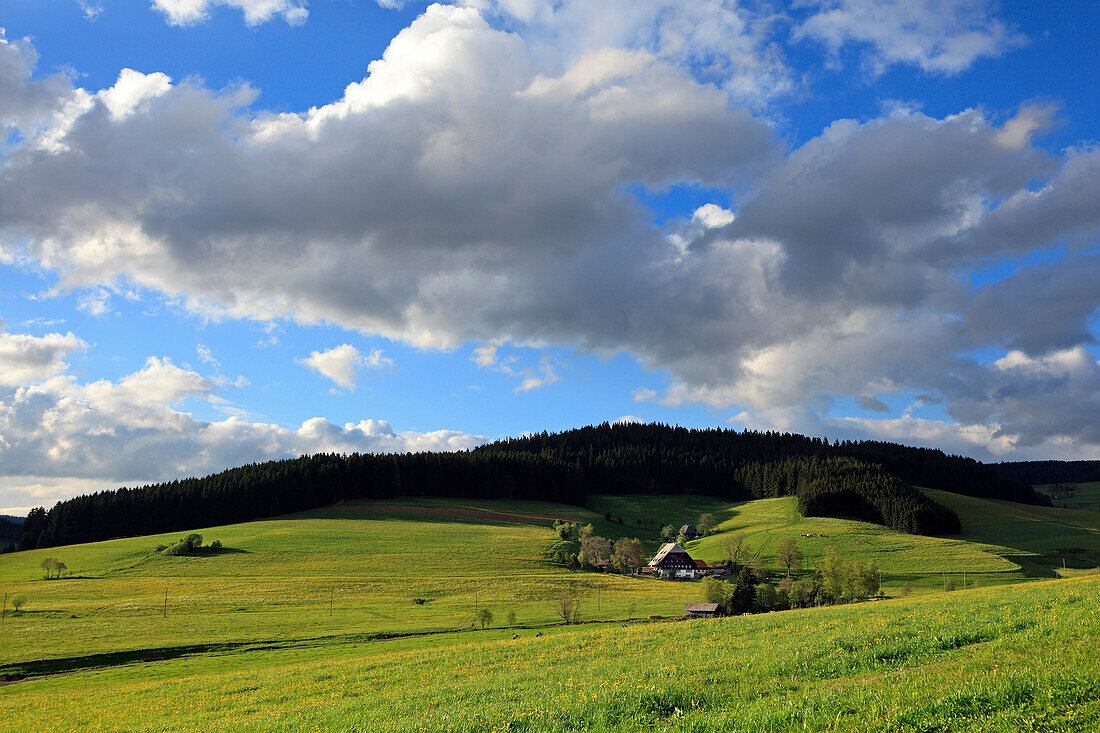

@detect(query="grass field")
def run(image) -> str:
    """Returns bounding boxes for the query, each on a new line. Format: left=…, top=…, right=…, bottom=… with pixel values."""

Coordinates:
left=1035, top=481, right=1100, bottom=512
left=0, top=498, right=699, bottom=674
left=925, top=489, right=1100, bottom=576
left=2, top=491, right=1098, bottom=731
left=594, top=494, right=1026, bottom=594
left=2, top=573, right=1097, bottom=731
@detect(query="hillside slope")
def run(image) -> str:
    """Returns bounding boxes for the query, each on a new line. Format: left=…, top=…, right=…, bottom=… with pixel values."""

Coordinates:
left=0, top=497, right=696, bottom=672
left=2, top=573, right=1097, bottom=732
left=26, top=422, right=1063, bottom=551
left=923, top=488, right=1100, bottom=575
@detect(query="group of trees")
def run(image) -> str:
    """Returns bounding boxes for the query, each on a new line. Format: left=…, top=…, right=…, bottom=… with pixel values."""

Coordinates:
left=547, top=521, right=645, bottom=573
left=0, top=516, right=22, bottom=553
left=20, top=422, right=1056, bottom=552
left=39, top=557, right=67, bottom=580
left=155, top=533, right=222, bottom=556
left=701, top=546, right=880, bottom=615
left=660, top=513, right=719, bottom=544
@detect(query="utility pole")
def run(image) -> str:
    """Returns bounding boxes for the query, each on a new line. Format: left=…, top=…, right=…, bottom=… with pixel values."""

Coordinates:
left=943, top=571, right=946, bottom=591
left=963, top=569, right=966, bottom=590
left=474, top=589, right=478, bottom=614
left=163, top=584, right=168, bottom=619
left=2, top=592, right=6, bottom=621
left=329, top=587, right=333, bottom=617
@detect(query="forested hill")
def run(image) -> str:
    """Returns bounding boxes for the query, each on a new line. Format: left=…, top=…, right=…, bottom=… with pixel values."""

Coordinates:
left=996, top=460, right=1100, bottom=486
left=20, top=423, right=1051, bottom=551
left=484, top=424, right=1047, bottom=506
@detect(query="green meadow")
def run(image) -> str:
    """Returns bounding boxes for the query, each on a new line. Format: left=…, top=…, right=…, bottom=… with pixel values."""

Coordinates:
left=0, top=498, right=700, bottom=674
left=1035, top=480, right=1100, bottom=512
left=925, top=489, right=1100, bottom=575
left=1, top=492, right=1098, bottom=731
left=2, top=573, right=1097, bottom=731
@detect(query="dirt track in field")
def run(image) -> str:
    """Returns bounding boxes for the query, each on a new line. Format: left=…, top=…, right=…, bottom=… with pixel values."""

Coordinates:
left=339, top=503, right=584, bottom=525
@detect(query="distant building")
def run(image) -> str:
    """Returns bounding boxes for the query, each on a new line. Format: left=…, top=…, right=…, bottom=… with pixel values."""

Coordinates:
left=678, top=524, right=699, bottom=540
left=649, top=542, right=708, bottom=580
left=684, top=603, right=719, bottom=618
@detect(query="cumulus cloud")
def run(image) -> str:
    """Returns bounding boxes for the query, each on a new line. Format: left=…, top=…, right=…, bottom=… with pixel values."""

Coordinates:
left=795, top=0, right=1026, bottom=74
left=0, top=9, right=1097, bottom=459
left=0, top=359, right=483, bottom=509
left=298, top=344, right=393, bottom=389
left=0, top=30, right=78, bottom=133
left=0, top=327, right=86, bottom=386
left=463, top=0, right=793, bottom=105
left=151, top=0, right=308, bottom=27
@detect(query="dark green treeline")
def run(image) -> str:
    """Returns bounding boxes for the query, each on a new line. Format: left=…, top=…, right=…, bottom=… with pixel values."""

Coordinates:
left=21, top=423, right=1049, bottom=550
left=996, top=460, right=1100, bottom=486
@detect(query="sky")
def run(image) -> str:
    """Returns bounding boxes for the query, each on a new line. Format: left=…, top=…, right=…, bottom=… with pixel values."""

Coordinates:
left=0, top=0, right=1098, bottom=514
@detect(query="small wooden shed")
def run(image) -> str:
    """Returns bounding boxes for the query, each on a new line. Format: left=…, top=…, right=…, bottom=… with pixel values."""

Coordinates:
left=684, top=603, right=719, bottom=618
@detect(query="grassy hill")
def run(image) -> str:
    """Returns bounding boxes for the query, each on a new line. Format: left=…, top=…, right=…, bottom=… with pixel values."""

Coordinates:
left=924, top=488, right=1100, bottom=575
left=2, top=492, right=1098, bottom=731
left=591, top=494, right=1027, bottom=593
left=1034, top=480, right=1100, bottom=512
left=0, top=497, right=699, bottom=673
left=2, top=572, right=1097, bottom=731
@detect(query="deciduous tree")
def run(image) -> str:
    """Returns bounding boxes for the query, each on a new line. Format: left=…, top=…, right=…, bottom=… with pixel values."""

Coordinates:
left=609, top=537, right=644, bottom=573
left=723, top=533, right=746, bottom=569
left=476, top=607, right=493, bottom=628
left=578, top=535, right=611, bottom=568
left=775, top=538, right=803, bottom=579
left=697, top=513, right=717, bottom=536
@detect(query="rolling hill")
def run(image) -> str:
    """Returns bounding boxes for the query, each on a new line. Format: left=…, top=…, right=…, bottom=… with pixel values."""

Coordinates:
left=1, top=491, right=1097, bottom=730
left=23, top=422, right=1062, bottom=553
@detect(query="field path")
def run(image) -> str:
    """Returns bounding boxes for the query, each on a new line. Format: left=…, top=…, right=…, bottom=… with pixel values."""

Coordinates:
left=339, top=503, right=585, bottom=525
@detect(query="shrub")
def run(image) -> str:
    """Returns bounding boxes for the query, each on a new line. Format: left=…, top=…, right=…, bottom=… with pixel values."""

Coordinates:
left=160, top=535, right=222, bottom=556
left=11, top=595, right=26, bottom=613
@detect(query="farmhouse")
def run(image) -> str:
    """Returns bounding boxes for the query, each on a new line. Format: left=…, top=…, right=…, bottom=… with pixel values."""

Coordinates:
left=678, top=524, right=699, bottom=540
left=649, top=542, right=709, bottom=580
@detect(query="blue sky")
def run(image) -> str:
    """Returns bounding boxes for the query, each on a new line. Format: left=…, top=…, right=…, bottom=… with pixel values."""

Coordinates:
left=0, top=0, right=1098, bottom=512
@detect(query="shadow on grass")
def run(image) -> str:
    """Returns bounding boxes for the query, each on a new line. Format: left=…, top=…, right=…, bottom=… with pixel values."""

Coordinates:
left=0, top=631, right=405, bottom=683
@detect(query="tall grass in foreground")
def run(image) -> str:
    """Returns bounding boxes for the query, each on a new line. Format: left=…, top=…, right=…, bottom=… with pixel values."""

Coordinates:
left=3, top=575, right=1097, bottom=732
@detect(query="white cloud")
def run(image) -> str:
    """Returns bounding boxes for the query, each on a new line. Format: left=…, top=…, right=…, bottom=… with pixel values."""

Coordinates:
left=514, top=356, right=560, bottom=393
left=77, top=287, right=113, bottom=317
left=298, top=344, right=392, bottom=390
left=0, top=327, right=86, bottom=386
left=463, top=0, right=793, bottom=105
left=0, top=361, right=484, bottom=509
left=150, top=0, right=308, bottom=27
left=795, top=0, right=1026, bottom=74
left=98, top=68, right=172, bottom=120
left=196, top=343, right=219, bottom=366
left=75, top=1, right=103, bottom=21
left=472, top=344, right=498, bottom=367
left=0, top=13, right=1097, bottom=457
